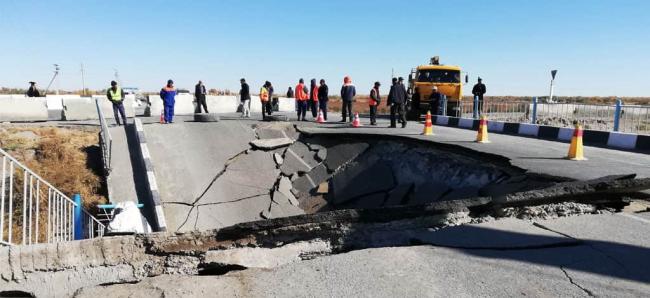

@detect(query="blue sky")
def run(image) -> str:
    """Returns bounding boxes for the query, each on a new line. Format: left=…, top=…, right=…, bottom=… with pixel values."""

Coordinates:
left=1, top=0, right=649, bottom=96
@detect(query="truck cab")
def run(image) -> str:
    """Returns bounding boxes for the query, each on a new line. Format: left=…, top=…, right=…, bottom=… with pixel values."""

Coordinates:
left=407, top=57, right=466, bottom=119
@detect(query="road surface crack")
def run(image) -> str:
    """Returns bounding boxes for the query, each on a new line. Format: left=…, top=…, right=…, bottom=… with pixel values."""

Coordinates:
left=560, top=266, right=595, bottom=297
left=190, top=148, right=250, bottom=206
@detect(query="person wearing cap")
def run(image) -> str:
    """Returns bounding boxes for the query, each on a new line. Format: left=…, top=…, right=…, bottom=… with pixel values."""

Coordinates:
left=260, top=81, right=272, bottom=119
left=195, top=80, right=208, bottom=113
left=159, top=79, right=177, bottom=124
left=369, top=82, right=381, bottom=125
left=318, top=79, right=329, bottom=121
left=387, top=77, right=407, bottom=128
left=27, top=82, right=40, bottom=97
left=472, top=77, right=487, bottom=113
left=340, top=76, right=356, bottom=122
left=309, top=79, right=319, bottom=118
left=429, top=86, right=443, bottom=115
left=295, top=78, right=309, bottom=121
left=107, top=80, right=128, bottom=126
left=240, top=78, right=251, bottom=118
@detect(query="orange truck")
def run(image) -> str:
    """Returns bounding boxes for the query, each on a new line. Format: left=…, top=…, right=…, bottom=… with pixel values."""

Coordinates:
left=407, top=56, right=467, bottom=119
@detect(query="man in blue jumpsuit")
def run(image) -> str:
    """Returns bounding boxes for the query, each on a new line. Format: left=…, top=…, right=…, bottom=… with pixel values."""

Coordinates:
left=159, top=79, right=177, bottom=124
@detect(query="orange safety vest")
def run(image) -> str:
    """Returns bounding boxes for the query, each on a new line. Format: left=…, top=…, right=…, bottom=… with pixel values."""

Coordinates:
left=311, top=86, right=319, bottom=102
left=260, top=87, right=269, bottom=102
left=295, top=83, right=308, bottom=101
left=369, top=88, right=378, bottom=106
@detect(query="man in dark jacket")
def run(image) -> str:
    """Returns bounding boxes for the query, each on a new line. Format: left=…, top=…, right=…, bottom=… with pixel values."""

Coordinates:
left=369, top=82, right=381, bottom=125
left=195, top=80, right=208, bottom=113
left=318, top=79, right=329, bottom=121
left=107, top=80, right=128, bottom=126
left=429, top=86, right=443, bottom=115
left=240, top=78, right=251, bottom=118
left=340, top=76, right=356, bottom=122
left=27, top=82, right=40, bottom=97
left=286, top=87, right=294, bottom=98
left=309, top=79, right=319, bottom=118
left=472, top=77, right=487, bottom=113
left=387, top=77, right=407, bottom=128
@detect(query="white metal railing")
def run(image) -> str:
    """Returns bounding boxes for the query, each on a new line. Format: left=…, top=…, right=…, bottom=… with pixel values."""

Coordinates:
left=0, top=148, right=105, bottom=246
left=454, top=98, right=650, bottom=135
left=95, top=98, right=113, bottom=175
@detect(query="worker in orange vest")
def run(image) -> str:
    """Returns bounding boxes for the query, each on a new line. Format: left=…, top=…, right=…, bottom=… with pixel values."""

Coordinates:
left=295, top=78, right=309, bottom=121
left=260, top=82, right=271, bottom=119
left=309, top=79, right=319, bottom=118
left=369, top=81, right=381, bottom=125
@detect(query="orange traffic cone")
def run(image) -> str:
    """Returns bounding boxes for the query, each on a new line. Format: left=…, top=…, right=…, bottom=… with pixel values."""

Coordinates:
left=352, top=113, right=361, bottom=127
left=567, top=123, right=586, bottom=160
left=422, top=111, right=433, bottom=135
left=476, top=115, right=490, bottom=143
left=316, top=110, right=325, bottom=123
left=159, top=111, right=165, bottom=124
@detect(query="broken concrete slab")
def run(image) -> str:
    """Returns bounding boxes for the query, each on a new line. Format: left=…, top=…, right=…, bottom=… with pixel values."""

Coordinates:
left=273, top=152, right=284, bottom=166
left=267, top=194, right=305, bottom=219
left=324, top=142, right=369, bottom=172
left=264, top=115, right=289, bottom=122
left=250, top=138, right=294, bottom=150
left=307, top=143, right=326, bottom=151
left=292, top=164, right=330, bottom=194
left=385, top=184, right=413, bottom=206
left=329, top=162, right=395, bottom=205
left=280, top=142, right=320, bottom=175
left=316, top=149, right=327, bottom=162
left=203, top=240, right=331, bottom=269
left=410, top=182, right=450, bottom=205
left=257, top=127, right=289, bottom=139
left=341, top=192, right=387, bottom=209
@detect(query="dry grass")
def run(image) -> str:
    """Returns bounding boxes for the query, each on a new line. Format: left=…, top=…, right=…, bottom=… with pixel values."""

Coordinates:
left=1, top=126, right=107, bottom=243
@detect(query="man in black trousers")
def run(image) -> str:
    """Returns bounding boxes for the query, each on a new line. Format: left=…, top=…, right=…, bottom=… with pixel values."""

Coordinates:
left=195, top=80, right=208, bottom=113
left=387, top=77, right=407, bottom=128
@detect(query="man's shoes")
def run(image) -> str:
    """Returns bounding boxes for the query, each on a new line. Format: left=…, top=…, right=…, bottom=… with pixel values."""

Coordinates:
left=401, top=124, right=406, bottom=128
left=340, top=119, right=347, bottom=122
left=388, top=125, right=396, bottom=128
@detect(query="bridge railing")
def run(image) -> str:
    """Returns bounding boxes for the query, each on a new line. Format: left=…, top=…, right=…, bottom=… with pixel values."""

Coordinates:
left=0, top=148, right=105, bottom=246
left=95, top=98, right=112, bottom=175
left=454, top=97, right=650, bottom=135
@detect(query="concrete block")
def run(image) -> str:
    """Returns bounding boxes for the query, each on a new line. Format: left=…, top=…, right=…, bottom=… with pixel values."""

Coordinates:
left=0, top=98, right=49, bottom=122
left=330, top=162, right=395, bottom=205
left=206, top=96, right=238, bottom=113
left=435, top=116, right=449, bottom=125
left=458, top=118, right=474, bottom=128
left=148, top=93, right=195, bottom=117
left=607, top=132, right=638, bottom=150
left=518, top=123, right=539, bottom=136
left=324, top=143, right=369, bottom=172
left=64, top=97, right=134, bottom=121
left=277, top=97, right=295, bottom=112
left=249, top=96, right=262, bottom=112
left=487, top=120, right=505, bottom=132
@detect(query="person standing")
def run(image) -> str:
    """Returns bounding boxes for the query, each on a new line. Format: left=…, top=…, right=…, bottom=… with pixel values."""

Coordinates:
left=240, top=78, right=251, bottom=118
left=388, top=77, right=407, bottom=128
left=309, top=79, right=319, bottom=118
left=318, top=79, right=329, bottom=121
left=295, top=79, right=309, bottom=121
left=472, top=77, right=487, bottom=113
left=369, top=81, right=381, bottom=125
left=260, top=82, right=272, bottom=119
left=27, top=82, right=40, bottom=97
left=286, top=87, right=294, bottom=98
left=106, top=80, right=128, bottom=126
left=267, top=81, right=275, bottom=112
left=340, top=76, right=356, bottom=122
left=159, top=80, right=177, bottom=124
left=429, top=86, right=443, bottom=115
left=195, top=80, right=208, bottom=113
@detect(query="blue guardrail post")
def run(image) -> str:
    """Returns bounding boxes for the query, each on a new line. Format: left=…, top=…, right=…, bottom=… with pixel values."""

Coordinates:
left=613, top=98, right=622, bottom=132
left=531, top=97, right=538, bottom=124
left=473, top=96, right=479, bottom=119
left=73, top=194, right=83, bottom=240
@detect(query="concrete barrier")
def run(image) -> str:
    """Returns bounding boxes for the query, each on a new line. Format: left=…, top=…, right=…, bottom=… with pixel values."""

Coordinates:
left=518, top=123, right=539, bottom=136
left=45, top=95, right=64, bottom=120
left=0, top=94, right=27, bottom=99
left=458, top=118, right=474, bottom=129
left=63, top=97, right=135, bottom=121
left=0, top=98, right=49, bottom=122
left=607, top=132, right=638, bottom=150
left=149, top=93, right=195, bottom=117
left=206, top=95, right=238, bottom=113
left=277, top=97, right=294, bottom=112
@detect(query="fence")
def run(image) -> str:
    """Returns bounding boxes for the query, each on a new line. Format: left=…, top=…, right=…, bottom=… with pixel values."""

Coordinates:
left=95, top=98, right=112, bottom=175
left=1, top=148, right=105, bottom=246
left=454, top=97, right=650, bottom=135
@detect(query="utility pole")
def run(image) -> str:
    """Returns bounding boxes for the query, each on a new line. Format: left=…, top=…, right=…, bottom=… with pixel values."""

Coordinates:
left=81, top=63, right=86, bottom=96
left=44, top=64, right=60, bottom=95
left=549, top=70, right=558, bottom=103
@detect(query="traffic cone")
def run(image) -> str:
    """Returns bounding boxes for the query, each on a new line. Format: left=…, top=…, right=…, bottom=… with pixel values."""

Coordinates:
left=567, top=123, right=586, bottom=160
left=352, top=113, right=361, bottom=127
left=159, top=111, right=165, bottom=124
left=422, top=111, right=433, bottom=135
left=316, top=110, right=325, bottom=123
left=475, top=115, right=490, bottom=143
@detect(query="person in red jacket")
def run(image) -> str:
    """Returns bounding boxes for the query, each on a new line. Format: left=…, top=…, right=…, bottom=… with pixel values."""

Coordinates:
left=369, top=81, right=381, bottom=125
left=295, top=78, right=309, bottom=121
left=309, top=79, right=319, bottom=118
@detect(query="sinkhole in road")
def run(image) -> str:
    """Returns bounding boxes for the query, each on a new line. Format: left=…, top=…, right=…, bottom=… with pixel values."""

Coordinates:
left=279, top=133, right=560, bottom=213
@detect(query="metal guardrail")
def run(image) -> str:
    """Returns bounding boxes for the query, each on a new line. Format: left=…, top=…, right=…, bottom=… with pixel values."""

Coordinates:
left=455, top=97, right=650, bottom=135
left=1, top=148, right=105, bottom=246
left=95, top=98, right=112, bottom=175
